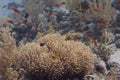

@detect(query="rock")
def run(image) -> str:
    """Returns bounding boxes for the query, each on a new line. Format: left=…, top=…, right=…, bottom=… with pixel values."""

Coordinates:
left=111, top=0, right=120, bottom=10
left=115, top=27, right=120, bottom=34
left=83, top=73, right=105, bottom=80
left=94, top=54, right=108, bottom=75
left=115, top=34, right=120, bottom=41
left=95, top=60, right=108, bottom=75
left=109, top=50, right=120, bottom=65
left=115, top=39, right=120, bottom=48
left=107, top=61, right=120, bottom=68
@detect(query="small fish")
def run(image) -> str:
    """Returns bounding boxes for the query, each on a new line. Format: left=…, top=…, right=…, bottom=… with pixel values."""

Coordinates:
left=86, top=8, right=91, bottom=14
left=105, top=21, right=110, bottom=27
left=31, top=26, right=36, bottom=31
left=97, top=23, right=106, bottom=29
left=52, top=54, right=60, bottom=60
left=48, top=12, right=52, bottom=16
left=37, top=24, right=42, bottom=32
left=87, top=33, right=94, bottom=39
left=118, top=0, right=120, bottom=4
left=40, top=43, right=45, bottom=47
left=7, top=19, right=14, bottom=24
left=92, top=39, right=98, bottom=46
left=54, top=3, right=61, bottom=7
left=23, top=18, right=28, bottom=24
left=78, top=3, right=83, bottom=11
left=80, top=15, right=86, bottom=20
left=24, top=12, right=29, bottom=18
left=85, top=42, right=89, bottom=46
left=11, top=8, right=20, bottom=14
left=61, top=2, right=66, bottom=5
left=93, top=7, right=100, bottom=12
left=17, top=22, right=21, bottom=26
left=75, top=22, right=81, bottom=27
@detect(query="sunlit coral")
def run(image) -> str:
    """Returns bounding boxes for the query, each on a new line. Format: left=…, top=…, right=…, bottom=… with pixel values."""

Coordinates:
left=0, top=28, right=18, bottom=80
left=17, top=33, right=94, bottom=80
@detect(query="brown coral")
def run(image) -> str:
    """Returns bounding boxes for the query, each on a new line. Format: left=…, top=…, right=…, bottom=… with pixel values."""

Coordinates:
left=0, top=28, right=18, bottom=80
left=17, top=33, right=94, bottom=80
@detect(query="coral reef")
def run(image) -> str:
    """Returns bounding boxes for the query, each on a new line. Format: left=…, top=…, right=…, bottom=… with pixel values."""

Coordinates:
left=0, top=18, right=12, bottom=28
left=0, top=28, right=19, bottom=80
left=16, top=34, right=94, bottom=80
left=0, top=0, right=120, bottom=80
left=64, top=32, right=83, bottom=41
left=9, top=0, right=114, bottom=47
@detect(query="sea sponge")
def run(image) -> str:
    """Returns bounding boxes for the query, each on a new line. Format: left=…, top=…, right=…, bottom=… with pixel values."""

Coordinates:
left=17, top=33, right=94, bottom=80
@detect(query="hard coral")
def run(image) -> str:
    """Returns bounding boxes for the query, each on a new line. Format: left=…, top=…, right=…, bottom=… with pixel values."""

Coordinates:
left=17, top=34, right=94, bottom=80
left=0, top=18, right=12, bottom=28
left=90, top=43, right=113, bottom=62
left=0, top=28, right=18, bottom=80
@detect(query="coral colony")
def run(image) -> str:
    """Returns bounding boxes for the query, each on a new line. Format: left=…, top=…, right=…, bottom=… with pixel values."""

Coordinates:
left=0, top=0, right=120, bottom=80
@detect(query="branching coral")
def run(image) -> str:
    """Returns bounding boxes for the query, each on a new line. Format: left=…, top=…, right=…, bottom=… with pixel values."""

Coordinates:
left=0, top=18, right=12, bottom=28
left=16, top=33, right=94, bottom=80
left=22, top=0, right=43, bottom=19
left=64, top=32, right=83, bottom=41
left=90, top=43, right=113, bottom=62
left=0, top=28, right=19, bottom=80
left=88, top=0, right=115, bottom=21
left=96, top=30, right=113, bottom=45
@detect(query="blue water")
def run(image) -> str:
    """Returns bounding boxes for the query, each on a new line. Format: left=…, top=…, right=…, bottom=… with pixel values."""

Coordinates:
left=0, top=0, right=22, bottom=17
